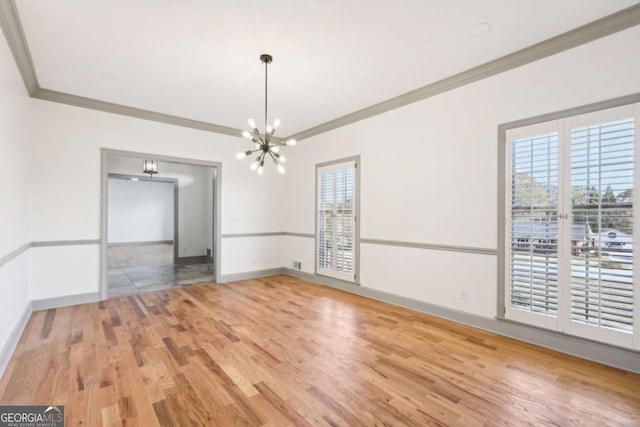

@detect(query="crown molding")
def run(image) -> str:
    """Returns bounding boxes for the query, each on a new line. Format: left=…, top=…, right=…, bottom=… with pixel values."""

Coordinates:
left=0, top=0, right=37, bottom=94
left=0, top=0, right=252, bottom=139
left=33, top=88, right=245, bottom=137
left=285, top=3, right=640, bottom=142
left=2, top=1, right=639, bottom=142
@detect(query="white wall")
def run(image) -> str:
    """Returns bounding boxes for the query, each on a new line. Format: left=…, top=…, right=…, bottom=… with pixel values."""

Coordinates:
left=29, top=246, right=99, bottom=300
left=108, top=178, right=174, bottom=243
left=223, top=236, right=284, bottom=275
left=0, top=28, right=32, bottom=358
left=27, top=99, right=285, bottom=299
left=282, top=26, right=640, bottom=319
left=108, top=156, right=214, bottom=257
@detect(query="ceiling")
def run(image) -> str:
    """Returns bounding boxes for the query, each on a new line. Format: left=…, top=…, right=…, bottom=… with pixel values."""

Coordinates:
left=13, top=0, right=640, bottom=138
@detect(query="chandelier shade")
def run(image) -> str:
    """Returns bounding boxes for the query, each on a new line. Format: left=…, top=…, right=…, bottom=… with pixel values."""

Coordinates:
left=142, top=159, right=158, bottom=178
left=237, top=54, right=295, bottom=174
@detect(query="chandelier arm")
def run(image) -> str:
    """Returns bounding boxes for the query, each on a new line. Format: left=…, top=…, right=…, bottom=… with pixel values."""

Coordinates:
left=266, top=150, right=278, bottom=162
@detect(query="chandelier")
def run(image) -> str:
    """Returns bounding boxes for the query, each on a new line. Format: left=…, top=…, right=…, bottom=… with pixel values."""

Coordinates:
left=142, top=160, right=158, bottom=178
left=236, top=54, right=296, bottom=174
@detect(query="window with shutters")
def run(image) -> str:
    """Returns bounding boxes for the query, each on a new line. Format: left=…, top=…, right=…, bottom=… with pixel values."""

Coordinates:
left=503, top=103, right=639, bottom=350
left=316, top=158, right=358, bottom=282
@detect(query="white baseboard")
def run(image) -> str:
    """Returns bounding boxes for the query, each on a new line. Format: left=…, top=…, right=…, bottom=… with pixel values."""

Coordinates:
left=219, top=268, right=285, bottom=283
left=31, top=292, right=100, bottom=311
left=0, top=301, right=33, bottom=379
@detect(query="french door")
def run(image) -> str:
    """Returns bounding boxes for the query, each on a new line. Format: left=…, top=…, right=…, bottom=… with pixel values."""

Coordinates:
left=316, top=160, right=357, bottom=282
left=505, top=103, right=639, bottom=349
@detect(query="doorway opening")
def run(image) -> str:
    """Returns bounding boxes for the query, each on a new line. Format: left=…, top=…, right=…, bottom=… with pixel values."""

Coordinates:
left=101, top=149, right=221, bottom=299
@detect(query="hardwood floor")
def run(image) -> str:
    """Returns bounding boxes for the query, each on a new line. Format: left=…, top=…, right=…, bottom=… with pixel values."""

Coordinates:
left=0, top=275, right=638, bottom=426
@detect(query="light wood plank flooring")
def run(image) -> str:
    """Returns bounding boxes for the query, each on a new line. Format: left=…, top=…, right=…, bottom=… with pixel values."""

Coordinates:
left=0, top=275, right=638, bottom=426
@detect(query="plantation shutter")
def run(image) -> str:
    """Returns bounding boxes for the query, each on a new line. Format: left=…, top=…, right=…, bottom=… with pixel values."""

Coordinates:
left=505, top=103, right=639, bottom=350
left=317, top=160, right=357, bottom=282
left=317, top=171, right=334, bottom=270
left=505, top=122, right=561, bottom=330
left=566, top=109, right=636, bottom=347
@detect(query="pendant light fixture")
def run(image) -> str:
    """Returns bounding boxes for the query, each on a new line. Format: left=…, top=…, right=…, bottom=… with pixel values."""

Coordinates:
left=236, top=54, right=296, bottom=175
left=142, top=160, right=158, bottom=178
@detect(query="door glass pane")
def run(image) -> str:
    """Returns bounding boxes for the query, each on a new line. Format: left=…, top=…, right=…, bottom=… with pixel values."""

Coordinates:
left=317, top=172, right=334, bottom=269
left=570, top=119, right=634, bottom=332
left=510, top=133, right=559, bottom=316
left=335, top=169, right=354, bottom=274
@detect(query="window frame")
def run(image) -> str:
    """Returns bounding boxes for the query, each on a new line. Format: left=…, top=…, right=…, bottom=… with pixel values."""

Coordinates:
left=498, top=93, right=640, bottom=351
left=315, top=156, right=361, bottom=284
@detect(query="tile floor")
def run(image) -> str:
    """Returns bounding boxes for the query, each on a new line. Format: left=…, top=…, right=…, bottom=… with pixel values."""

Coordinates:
left=108, top=243, right=173, bottom=269
left=108, top=263, right=215, bottom=297
left=107, top=243, right=214, bottom=297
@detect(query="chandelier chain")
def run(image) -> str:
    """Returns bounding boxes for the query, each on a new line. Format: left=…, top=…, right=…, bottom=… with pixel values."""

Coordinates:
left=265, top=58, right=268, bottom=140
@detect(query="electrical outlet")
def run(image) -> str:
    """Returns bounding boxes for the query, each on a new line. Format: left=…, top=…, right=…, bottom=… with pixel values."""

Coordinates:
left=292, top=260, right=301, bottom=270
left=461, top=287, right=469, bottom=300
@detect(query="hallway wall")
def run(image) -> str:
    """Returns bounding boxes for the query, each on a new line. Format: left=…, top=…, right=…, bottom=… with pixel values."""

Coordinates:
left=108, top=156, right=215, bottom=258
left=108, top=178, right=175, bottom=244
